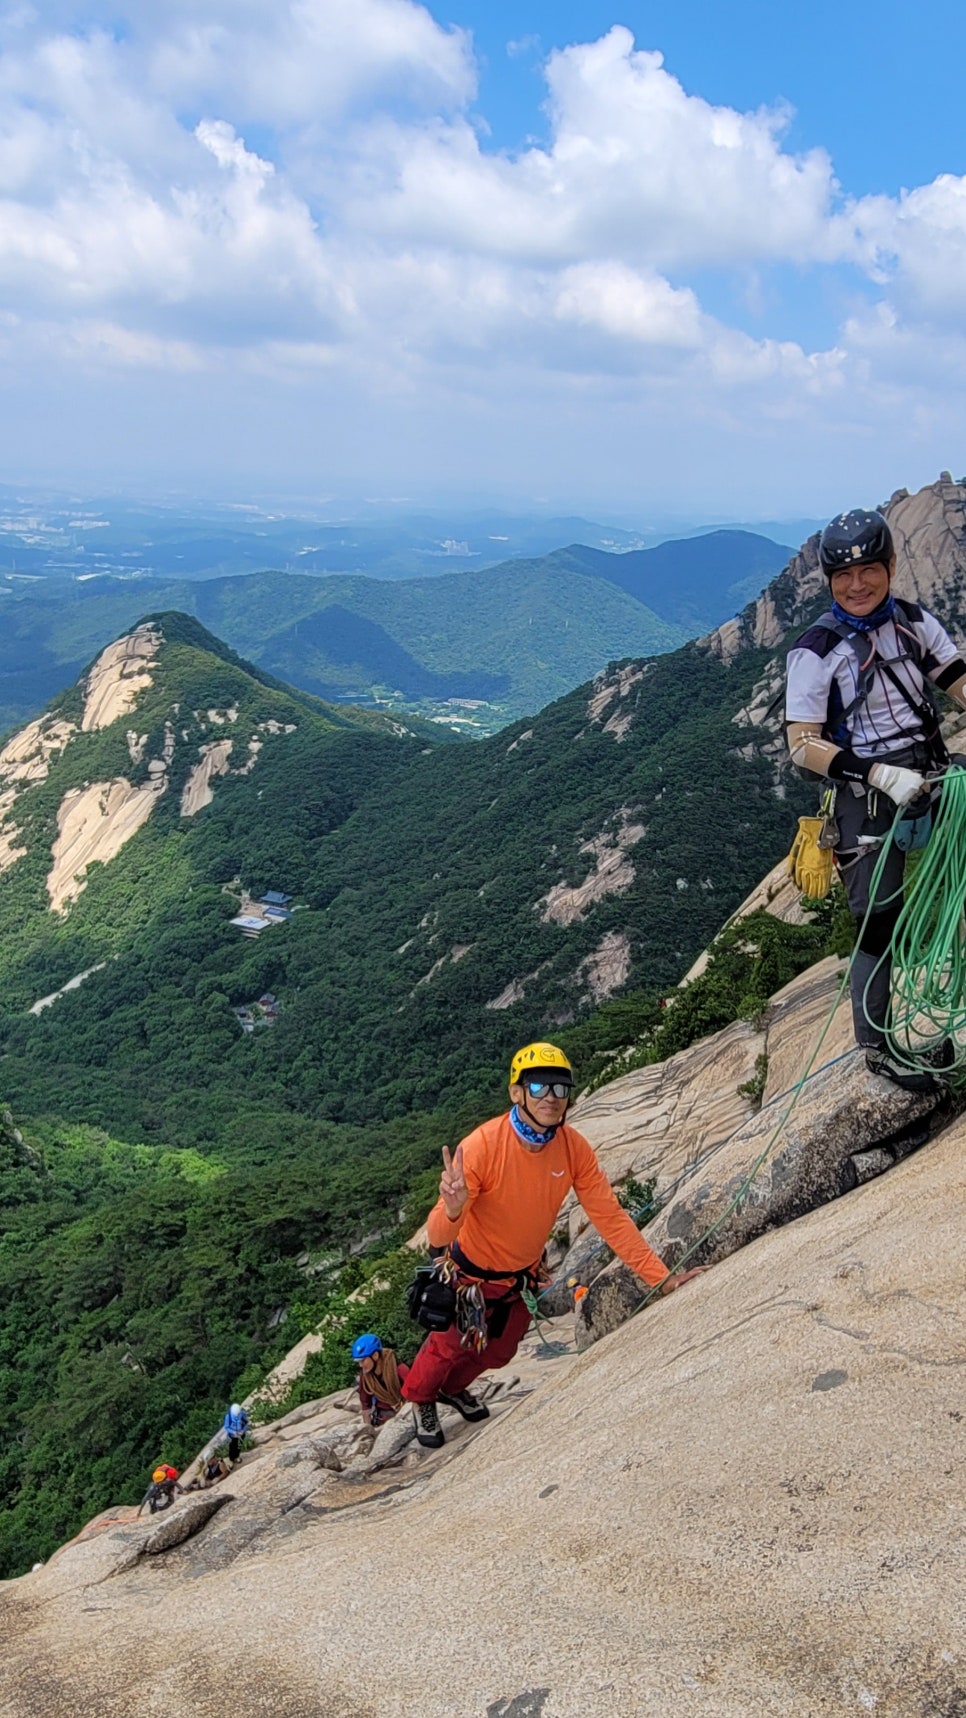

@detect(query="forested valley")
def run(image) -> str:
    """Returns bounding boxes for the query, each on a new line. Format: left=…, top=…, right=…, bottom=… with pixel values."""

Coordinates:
left=0, top=582, right=832, bottom=1573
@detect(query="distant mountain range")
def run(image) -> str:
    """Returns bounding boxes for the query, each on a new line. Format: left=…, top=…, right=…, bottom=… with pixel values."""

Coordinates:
left=0, top=483, right=808, bottom=582
left=0, top=477, right=957, bottom=1577
left=0, top=528, right=791, bottom=732
left=0, top=497, right=657, bottom=582
left=549, top=528, right=792, bottom=635
left=2, top=476, right=959, bottom=1161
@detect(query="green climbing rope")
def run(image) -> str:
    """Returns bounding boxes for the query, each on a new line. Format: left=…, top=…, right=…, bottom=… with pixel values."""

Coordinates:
left=634, top=767, right=966, bottom=1304
left=884, top=765, right=966, bottom=1077
left=541, top=768, right=966, bottom=1329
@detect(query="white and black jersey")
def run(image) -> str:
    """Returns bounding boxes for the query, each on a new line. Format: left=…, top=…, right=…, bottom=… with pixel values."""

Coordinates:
left=786, top=599, right=961, bottom=759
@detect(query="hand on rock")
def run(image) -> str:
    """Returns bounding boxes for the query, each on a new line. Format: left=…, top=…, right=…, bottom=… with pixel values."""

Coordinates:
left=659, top=1266, right=708, bottom=1295
left=440, top=1144, right=467, bottom=1221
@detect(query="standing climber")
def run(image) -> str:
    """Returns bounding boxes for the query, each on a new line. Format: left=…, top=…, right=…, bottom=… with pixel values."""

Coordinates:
left=786, top=507, right=966, bottom=1090
left=223, top=1402, right=249, bottom=1463
left=402, top=1041, right=704, bottom=1449
left=352, top=1333, right=410, bottom=1427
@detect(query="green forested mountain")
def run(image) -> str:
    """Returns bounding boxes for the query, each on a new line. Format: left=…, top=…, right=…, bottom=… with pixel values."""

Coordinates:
left=550, top=529, right=793, bottom=635
left=0, top=559, right=686, bottom=734
left=0, top=616, right=805, bottom=1151
left=0, top=604, right=809, bottom=1574
left=1, top=475, right=960, bottom=1578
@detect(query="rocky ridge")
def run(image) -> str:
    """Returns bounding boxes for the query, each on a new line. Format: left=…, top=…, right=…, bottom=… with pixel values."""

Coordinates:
left=7, top=874, right=965, bottom=1716
left=0, top=622, right=306, bottom=913
left=2, top=1086, right=963, bottom=1716
left=704, top=473, right=966, bottom=665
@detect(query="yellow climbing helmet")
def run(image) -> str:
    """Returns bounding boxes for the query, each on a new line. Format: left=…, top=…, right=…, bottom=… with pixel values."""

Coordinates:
left=509, top=1041, right=573, bottom=1087
left=152, top=1467, right=167, bottom=1483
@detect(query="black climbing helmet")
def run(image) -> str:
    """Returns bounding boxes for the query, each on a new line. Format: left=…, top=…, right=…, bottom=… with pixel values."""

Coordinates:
left=818, top=509, right=894, bottom=578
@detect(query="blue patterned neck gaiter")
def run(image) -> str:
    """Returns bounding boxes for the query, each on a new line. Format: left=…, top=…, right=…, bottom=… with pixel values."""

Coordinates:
left=509, top=1104, right=556, bottom=1145
left=830, top=593, right=896, bottom=634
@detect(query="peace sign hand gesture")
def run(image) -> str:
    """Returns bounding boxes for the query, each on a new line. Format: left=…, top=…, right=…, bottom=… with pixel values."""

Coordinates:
left=440, top=1144, right=467, bottom=1222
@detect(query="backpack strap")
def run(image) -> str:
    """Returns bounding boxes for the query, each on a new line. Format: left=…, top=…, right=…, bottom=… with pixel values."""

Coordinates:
left=813, top=607, right=942, bottom=748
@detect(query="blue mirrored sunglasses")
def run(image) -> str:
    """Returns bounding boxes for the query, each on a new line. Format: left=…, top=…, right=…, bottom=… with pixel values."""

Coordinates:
left=523, top=1078, right=572, bottom=1100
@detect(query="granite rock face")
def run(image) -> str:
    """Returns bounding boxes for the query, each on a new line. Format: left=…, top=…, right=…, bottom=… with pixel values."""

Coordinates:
left=704, top=475, right=966, bottom=665
left=142, top=1492, right=231, bottom=1554
left=575, top=1047, right=944, bottom=1349
left=556, top=955, right=855, bottom=1319
left=2, top=1119, right=964, bottom=1717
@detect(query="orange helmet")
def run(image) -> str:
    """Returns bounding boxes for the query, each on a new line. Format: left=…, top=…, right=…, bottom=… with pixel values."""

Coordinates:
left=152, top=1467, right=167, bottom=1483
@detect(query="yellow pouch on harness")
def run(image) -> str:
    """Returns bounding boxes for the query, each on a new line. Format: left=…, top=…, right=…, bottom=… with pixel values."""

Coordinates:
left=787, top=816, right=834, bottom=899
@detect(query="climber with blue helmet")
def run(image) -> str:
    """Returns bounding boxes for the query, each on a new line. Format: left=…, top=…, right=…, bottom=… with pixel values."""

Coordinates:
left=352, top=1333, right=409, bottom=1427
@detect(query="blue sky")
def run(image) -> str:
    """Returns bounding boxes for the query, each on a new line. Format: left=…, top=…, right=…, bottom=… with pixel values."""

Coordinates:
left=0, top=0, right=963, bottom=522
left=455, top=2, right=965, bottom=194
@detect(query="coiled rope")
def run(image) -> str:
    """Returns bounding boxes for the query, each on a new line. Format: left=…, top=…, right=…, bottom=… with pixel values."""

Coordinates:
left=880, top=765, right=966, bottom=1075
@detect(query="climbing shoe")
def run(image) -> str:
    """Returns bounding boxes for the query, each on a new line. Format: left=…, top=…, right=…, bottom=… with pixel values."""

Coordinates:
left=412, top=1401, right=445, bottom=1448
left=917, top=1037, right=956, bottom=1071
left=865, top=1049, right=941, bottom=1095
left=438, top=1388, right=490, bottom=1423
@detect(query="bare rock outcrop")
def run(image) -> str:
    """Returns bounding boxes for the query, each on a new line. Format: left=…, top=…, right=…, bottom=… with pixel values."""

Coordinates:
left=180, top=739, right=234, bottom=816
left=575, top=929, right=631, bottom=1001
left=2, top=1124, right=964, bottom=1716
left=570, top=956, right=850, bottom=1203
left=546, top=958, right=856, bottom=1313
left=47, top=776, right=166, bottom=914
left=0, top=716, right=77, bottom=876
left=0, top=716, right=76, bottom=785
left=704, top=475, right=966, bottom=664
left=538, top=816, right=646, bottom=927
left=576, top=1046, right=943, bottom=1349
left=81, top=624, right=161, bottom=732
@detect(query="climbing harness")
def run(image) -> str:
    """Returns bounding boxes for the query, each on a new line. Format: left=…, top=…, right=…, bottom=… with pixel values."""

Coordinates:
left=790, top=601, right=949, bottom=780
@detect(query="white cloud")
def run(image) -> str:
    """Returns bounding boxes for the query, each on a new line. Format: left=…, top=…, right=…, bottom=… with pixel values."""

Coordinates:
left=847, top=174, right=966, bottom=329
left=555, top=262, right=703, bottom=347
left=341, top=28, right=838, bottom=271
left=148, top=0, right=475, bottom=125
left=0, top=3, right=963, bottom=505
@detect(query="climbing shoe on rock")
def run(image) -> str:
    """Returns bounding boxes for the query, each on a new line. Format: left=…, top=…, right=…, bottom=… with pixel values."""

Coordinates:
left=412, top=1401, right=445, bottom=1448
left=917, top=1037, right=956, bottom=1071
left=865, top=1049, right=941, bottom=1095
left=438, top=1388, right=490, bottom=1423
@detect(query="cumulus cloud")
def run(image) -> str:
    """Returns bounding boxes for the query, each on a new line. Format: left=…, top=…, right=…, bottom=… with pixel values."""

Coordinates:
left=148, top=0, right=475, bottom=125
left=337, top=28, right=838, bottom=272
left=847, top=174, right=966, bottom=328
left=0, top=1, right=962, bottom=500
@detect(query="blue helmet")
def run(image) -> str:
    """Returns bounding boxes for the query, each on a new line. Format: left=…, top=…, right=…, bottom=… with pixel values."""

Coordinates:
left=351, top=1332, right=382, bottom=1361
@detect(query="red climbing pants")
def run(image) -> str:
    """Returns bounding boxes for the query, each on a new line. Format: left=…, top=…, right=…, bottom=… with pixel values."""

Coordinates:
left=401, top=1288, right=532, bottom=1403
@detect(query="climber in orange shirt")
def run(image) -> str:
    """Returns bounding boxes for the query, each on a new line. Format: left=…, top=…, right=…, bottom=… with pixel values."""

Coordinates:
left=402, top=1041, right=704, bottom=1448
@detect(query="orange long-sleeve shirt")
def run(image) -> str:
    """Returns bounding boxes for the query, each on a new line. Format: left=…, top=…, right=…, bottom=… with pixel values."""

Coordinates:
left=426, top=1112, right=669, bottom=1289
